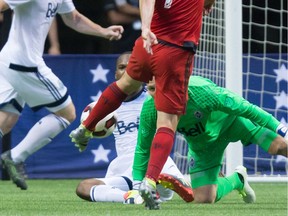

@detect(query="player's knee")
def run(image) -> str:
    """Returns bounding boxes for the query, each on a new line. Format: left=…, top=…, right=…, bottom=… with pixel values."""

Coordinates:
left=193, top=189, right=216, bottom=204
left=66, top=112, right=76, bottom=123
left=75, top=181, right=91, bottom=201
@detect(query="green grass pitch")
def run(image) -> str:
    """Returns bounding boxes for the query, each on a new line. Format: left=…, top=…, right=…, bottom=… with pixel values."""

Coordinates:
left=0, top=180, right=287, bottom=216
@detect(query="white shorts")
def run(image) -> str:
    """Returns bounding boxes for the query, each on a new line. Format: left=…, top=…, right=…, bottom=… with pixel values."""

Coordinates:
left=0, top=61, right=71, bottom=113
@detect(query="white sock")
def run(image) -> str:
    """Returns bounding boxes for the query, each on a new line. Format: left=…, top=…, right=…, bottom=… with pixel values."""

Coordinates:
left=90, top=185, right=126, bottom=202
left=11, top=114, right=70, bottom=163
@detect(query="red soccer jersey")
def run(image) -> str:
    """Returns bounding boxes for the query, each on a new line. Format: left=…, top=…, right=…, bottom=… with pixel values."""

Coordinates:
left=151, top=0, right=204, bottom=47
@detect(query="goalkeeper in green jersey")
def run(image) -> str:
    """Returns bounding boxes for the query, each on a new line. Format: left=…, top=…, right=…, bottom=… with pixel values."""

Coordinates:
left=131, top=75, right=287, bottom=205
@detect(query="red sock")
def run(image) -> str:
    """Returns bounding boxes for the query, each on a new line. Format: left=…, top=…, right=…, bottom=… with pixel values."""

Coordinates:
left=83, top=82, right=127, bottom=131
left=146, top=127, right=175, bottom=182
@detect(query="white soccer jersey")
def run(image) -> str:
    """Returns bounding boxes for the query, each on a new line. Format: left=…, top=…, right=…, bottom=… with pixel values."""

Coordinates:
left=104, top=87, right=185, bottom=183
left=0, top=0, right=75, bottom=67
left=105, top=88, right=148, bottom=178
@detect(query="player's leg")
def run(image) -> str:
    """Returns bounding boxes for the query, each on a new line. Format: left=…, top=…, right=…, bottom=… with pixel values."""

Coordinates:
left=139, top=112, right=178, bottom=209
left=77, top=176, right=132, bottom=202
left=0, top=71, right=27, bottom=189
left=191, top=165, right=245, bottom=203
left=0, top=69, right=23, bottom=137
left=76, top=178, right=105, bottom=201
left=11, top=103, right=74, bottom=164
left=0, top=109, right=24, bottom=189
left=1, top=65, right=75, bottom=189
left=188, top=126, right=249, bottom=204
left=140, top=46, right=193, bottom=210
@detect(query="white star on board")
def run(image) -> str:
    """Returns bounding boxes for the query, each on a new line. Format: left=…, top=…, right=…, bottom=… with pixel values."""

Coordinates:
left=90, top=64, right=110, bottom=83
left=91, top=144, right=111, bottom=163
left=280, top=118, right=287, bottom=125
left=273, top=91, right=288, bottom=109
left=90, top=91, right=102, bottom=102
left=273, top=64, right=288, bottom=83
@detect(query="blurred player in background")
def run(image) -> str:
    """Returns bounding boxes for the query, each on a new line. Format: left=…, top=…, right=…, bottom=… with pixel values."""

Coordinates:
left=75, top=52, right=193, bottom=204
left=103, top=0, right=141, bottom=53
left=0, top=0, right=123, bottom=190
left=129, top=76, right=287, bottom=206
left=70, top=0, right=215, bottom=209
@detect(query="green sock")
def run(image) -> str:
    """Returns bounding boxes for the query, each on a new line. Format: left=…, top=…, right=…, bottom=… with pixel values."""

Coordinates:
left=215, top=173, right=243, bottom=202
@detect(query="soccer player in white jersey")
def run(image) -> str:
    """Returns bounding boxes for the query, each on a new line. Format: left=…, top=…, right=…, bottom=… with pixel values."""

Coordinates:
left=75, top=53, right=193, bottom=204
left=0, top=0, right=123, bottom=190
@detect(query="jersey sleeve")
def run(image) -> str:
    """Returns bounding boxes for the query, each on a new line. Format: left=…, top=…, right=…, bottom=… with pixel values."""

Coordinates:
left=132, top=96, right=157, bottom=181
left=189, top=78, right=280, bottom=131
left=58, top=0, right=75, bottom=14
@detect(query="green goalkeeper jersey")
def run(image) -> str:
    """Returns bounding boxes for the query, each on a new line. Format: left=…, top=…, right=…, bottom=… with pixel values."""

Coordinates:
left=132, top=75, right=280, bottom=180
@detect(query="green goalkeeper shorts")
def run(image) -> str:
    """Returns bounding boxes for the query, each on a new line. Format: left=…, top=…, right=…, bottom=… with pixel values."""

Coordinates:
left=188, top=116, right=277, bottom=189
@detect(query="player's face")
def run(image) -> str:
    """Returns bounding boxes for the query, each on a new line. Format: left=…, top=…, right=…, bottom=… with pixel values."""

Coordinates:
left=115, top=54, right=131, bottom=81
left=147, top=78, right=156, bottom=98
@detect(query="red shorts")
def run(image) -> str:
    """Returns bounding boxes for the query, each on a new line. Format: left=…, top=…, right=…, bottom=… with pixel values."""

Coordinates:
left=127, top=38, right=195, bottom=115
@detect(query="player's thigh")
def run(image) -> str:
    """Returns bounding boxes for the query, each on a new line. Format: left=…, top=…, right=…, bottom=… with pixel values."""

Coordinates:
left=126, top=38, right=153, bottom=83
left=0, top=64, right=25, bottom=112
left=190, top=165, right=221, bottom=189
left=54, top=101, right=76, bottom=123
left=4, top=65, right=71, bottom=112
left=153, top=46, right=194, bottom=115
left=101, top=176, right=132, bottom=191
left=188, top=139, right=227, bottom=180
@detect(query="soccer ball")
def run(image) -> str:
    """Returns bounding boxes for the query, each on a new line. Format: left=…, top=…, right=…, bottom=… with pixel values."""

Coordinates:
left=80, top=101, right=117, bottom=138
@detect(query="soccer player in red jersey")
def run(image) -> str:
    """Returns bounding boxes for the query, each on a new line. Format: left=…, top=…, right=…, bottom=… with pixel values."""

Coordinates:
left=70, top=0, right=215, bottom=209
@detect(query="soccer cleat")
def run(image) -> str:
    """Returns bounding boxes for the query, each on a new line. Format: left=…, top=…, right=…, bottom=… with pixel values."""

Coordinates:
left=158, top=173, right=194, bottom=202
left=235, top=165, right=256, bottom=203
left=1, top=150, right=27, bottom=190
left=139, top=177, right=161, bottom=210
left=69, top=125, right=93, bottom=152
left=123, top=190, right=144, bottom=204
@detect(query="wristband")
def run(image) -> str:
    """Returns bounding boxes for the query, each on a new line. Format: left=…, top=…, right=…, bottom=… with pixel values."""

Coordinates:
left=276, top=123, right=288, bottom=138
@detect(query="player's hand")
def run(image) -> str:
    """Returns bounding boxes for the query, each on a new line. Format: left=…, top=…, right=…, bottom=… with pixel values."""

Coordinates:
left=106, top=25, right=124, bottom=41
left=203, top=0, right=215, bottom=15
left=69, top=125, right=93, bottom=152
left=141, top=28, right=158, bottom=55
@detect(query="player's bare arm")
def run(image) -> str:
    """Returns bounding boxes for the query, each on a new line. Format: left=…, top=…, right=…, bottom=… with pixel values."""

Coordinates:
left=0, top=0, right=9, bottom=11
left=139, top=0, right=158, bottom=54
left=60, top=10, right=123, bottom=41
